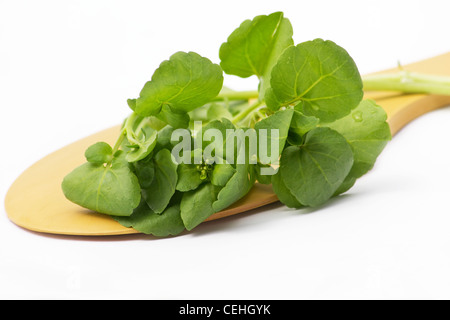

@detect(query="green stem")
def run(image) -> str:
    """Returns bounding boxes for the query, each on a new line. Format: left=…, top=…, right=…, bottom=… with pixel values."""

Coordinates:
left=112, top=112, right=141, bottom=155
left=232, top=100, right=264, bottom=124
left=112, top=129, right=126, bottom=155
left=216, top=90, right=259, bottom=101
left=362, top=71, right=450, bottom=96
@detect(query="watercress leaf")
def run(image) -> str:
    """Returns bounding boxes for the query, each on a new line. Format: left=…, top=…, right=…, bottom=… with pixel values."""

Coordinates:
left=155, top=104, right=190, bottom=129
left=290, top=110, right=320, bottom=137
left=271, top=171, right=303, bottom=208
left=288, top=111, right=320, bottom=145
left=61, top=155, right=141, bottom=216
left=254, top=108, right=294, bottom=163
left=147, top=116, right=167, bottom=131
left=85, top=142, right=113, bottom=164
left=176, top=163, right=203, bottom=192
left=202, top=117, right=235, bottom=134
left=264, top=88, right=282, bottom=112
left=219, top=11, right=293, bottom=98
left=323, top=99, right=392, bottom=194
left=266, top=39, right=363, bottom=122
left=210, top=163, right=236, bottom=187
left=202, top=118, right=235, bottom=159
left=114, top=201, right=185, bottom=237
left=219, top=124, right=258, bottom=166
left=280, top=127, right=354, bottom=207
left=212, top=163, right=255, bottom=212
left=181, top=183, right=220, bottom=231
left=153, top=125, right=176, bottom=153
left=333, top=177, right=358, bottom=197
left=141, top=149, right=178, bottom=214
left=125, top=125, right=158, bottom=163
left=188, top=99, right=236, bottom=124
left=127, top=98, right=136, bottom=111
left=252, top=163, right=274, bottom=185
left=133, top=51, right=224, bottom=116
left=134, top=157, right=155, bottom=189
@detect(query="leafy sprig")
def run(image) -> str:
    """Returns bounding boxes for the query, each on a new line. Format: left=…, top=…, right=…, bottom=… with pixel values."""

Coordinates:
left=61, top=11, right=395, bottom=237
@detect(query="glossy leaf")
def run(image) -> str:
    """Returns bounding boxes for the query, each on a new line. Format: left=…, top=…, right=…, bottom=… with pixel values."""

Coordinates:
left=84, top=142, right=113, bottom=164
left=271, top=171, right=303, bottom=208
left=133, top=51, right=224, bottom=116
left=280, top=127, right=354, bottom=207
left=288, top=111, right=319, bottom=145
left=324, top=99, right=392, bottom=194
left=266, top=39, right=363, bottom=122
left=141, top=149, right=178, bottom=214
left=114, top=201, right=185, bottom=237
left=176, top=163, right=204, bottom=192
left=181, top=183, right=220, bottom=231
left=155, top=104, right=190, bottom=129
left=212, top=162, right=255, bottom=212
left=210, top=163, right=236, bottom=187
left=254, top=108, right=294, bottom=162
left=134, top=157, right=155, bottom=189
left=219, top=12, right=293, bottom=97
left=61, top=152, right=141, bottom=216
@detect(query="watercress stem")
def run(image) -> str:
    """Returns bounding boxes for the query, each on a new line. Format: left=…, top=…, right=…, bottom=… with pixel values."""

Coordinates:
left=216, top=90, right=259, bottom=101
left=232, top=99, right=264, bottom=124
left=362, top=71, right=450, bottom=95
left=112, top=129, right=126, bottom=155
left=111, top=112, right=140, bottom=155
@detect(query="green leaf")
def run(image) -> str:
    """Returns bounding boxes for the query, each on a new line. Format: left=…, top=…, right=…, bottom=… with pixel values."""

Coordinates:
left=134, top=157, right=155, bottom=189
left=114, top=201, right=185, bottom=237
left=176, top=163, right=204, bottom=192
left=187, top=99, right=237, bottom=124
left=254, top=108, right=294, bottom=163
left=280, top=127, right=354, bottom=207
left=141, top=149, right=178, bottom=213
left=61, top=153, right=141, bottom=216
left=133, top=51, right=224, bottom=116
left=271, top=171, right=303, bottom=208
left=323, top=99, right=392, bottom=194
left=212, top=163, right=255, bottom=212
left=125, top=124, right=157, bottom=163
left=181, top=183, right=220, bottom=231
left=210, top=163, right=236, bottom=187
left=84, top=142, right=113, bottom=164
left=288, top=111, right=320, bottom=145
left=252, top=163, right=274, bottom=184
left=264, top=88, right=282, bottom=112
left=201, top=118, right=235, bottom=160
left=266, top=39, right=363, bottom=122
left=153, top=125, right=176, bottom=153
left=127, top=98, right=136, bottom=111
left=219, top=11, right=293, bottom=98
left=155, top=104, right=190, bottom=129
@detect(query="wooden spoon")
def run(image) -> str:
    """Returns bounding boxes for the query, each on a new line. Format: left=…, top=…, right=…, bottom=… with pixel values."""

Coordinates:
left=5, top=53, right=450, bottom=236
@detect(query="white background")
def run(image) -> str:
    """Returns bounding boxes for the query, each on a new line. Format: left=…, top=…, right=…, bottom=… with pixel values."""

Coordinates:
left=1, top=0, right=450, bottom=300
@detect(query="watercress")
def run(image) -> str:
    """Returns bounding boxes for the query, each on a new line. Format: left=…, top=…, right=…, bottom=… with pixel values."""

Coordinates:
left=62, top=11, right=398, bottom=237
left=62, top=150, right=141, bottom=216
left=129, top=51, right=224, bottom=117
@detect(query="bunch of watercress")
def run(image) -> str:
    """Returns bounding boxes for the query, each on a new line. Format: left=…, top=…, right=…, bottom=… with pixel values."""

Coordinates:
left=62, top=12, right=392, bottom=236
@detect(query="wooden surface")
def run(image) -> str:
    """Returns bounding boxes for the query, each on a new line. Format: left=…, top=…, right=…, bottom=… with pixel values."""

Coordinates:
left=5, top=52, right=450, bottom=236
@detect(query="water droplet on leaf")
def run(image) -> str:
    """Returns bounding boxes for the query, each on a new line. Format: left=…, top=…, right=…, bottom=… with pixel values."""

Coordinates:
left=352, top=111, right=363, bottom=122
